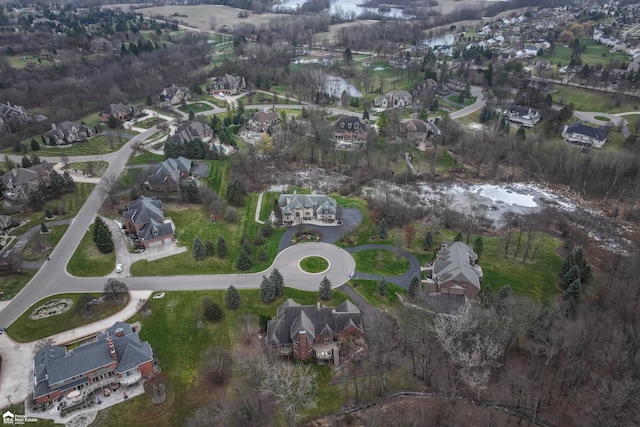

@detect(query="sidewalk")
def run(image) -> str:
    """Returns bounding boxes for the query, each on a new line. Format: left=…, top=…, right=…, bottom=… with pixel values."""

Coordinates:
left=0, top=291, right=152, bottom=409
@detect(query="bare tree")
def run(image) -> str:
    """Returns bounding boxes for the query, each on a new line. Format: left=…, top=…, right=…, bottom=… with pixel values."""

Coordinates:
left=236, top=314, right=259, bottom=346
left=59, top=154, right=70, bottom=169
left=103, top=278, right=128, bottom=302
left=98, top=171, right=122, bottom=207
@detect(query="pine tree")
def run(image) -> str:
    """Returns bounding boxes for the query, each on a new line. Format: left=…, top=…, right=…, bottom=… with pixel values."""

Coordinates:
left=564, top=278, right=581, bottom=300
left=422, top=230, right=433, bottom=251
left=203, top=298, right=223, bottom=322
left=205, top=240, right=215, bottom=257
left=270, top=268, right=284, bottom=296
left=225, top=285, right=241, bottom=309
left=560, top=250, right=576, bottom=276
left=572, top=246, right=592, bottom=284
left=408, top=275, right=420, bottom=300
left=261, top=222, right=273, bottom=237
left=454, top=232, right=463, bottom=242
left=378, top=218, right=389, bottom=240
left=473, top=236, right=484, bottom=255
left=40, top=223, right=48, bottom=233
left=236, top=250, right=252, bottom=271
left=259, top=275, right=275, bottom=303
left=217, top=235, right=227, bottom=258
left=561, top=264, right=580, bottom=290
left=226, top=178, right=245, bottom=206
left=319, top=276, right=332, bottom=301
left=31, top=139, right=41, bottom=151
left=92, top=217, right=114, bottom=253
left=192, top=236, right=205, bottom=260
left=377, top=278, right=388, bottom=297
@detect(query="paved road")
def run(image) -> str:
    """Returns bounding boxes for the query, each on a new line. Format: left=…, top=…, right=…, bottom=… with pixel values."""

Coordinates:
left=344, top=244, right=421, bottom=290
left=450, top=86, right=486, bottom=119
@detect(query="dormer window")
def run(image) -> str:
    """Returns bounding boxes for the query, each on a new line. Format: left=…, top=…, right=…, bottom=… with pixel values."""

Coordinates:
left=348, top=123, right=352, bottom=129
left=354, top=123, right=359, bottom=129
left=340, top=122, right=344, bottom=128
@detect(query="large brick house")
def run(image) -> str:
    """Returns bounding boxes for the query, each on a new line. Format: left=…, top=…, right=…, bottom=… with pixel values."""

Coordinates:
left=333, top=116, right=370, bottom=145
left=278, top=193, right=337, bottom=225
left=430, top=242, right=483, bottom=299
left=122, top=196, right=175, bottom=248
left=49, top=121, right=94, bottom=145
left=267, top=299, right=363, bottom=363
left=33, top=322, right=154, bottom=406
left=207, top=74, right=246, bottom=95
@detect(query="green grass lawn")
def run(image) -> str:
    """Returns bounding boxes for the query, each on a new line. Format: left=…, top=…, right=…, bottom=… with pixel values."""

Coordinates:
left=91, top=288, right=349, bottom=427
left=204, top=159, right=230, bottom=197
left=65, top=161, right=109, bottom=176
left=6, top=293, right=128, bottom=343
left=9, top=183, right=95, bottom=236
left=299, top=256, right=329, bottom=273
left=349, top=279, right=403, bottom=309
left=259, top=191, right=279, bottom=222
left=0, top=270, right=37, bottom=301
left=67, top=228, right=116, bottom=277
left=352, top=249, right=410, bottom=276
left=22, top=225, right=69, bottom=261
left=178, top=102, right=213, bottom=114
left=551, top=85, right=640, bottom=113
left=128, top=151, right=165, bottom=165
left=545, top=40, right=629, bottom=67
left=10, top=134, right=129, bottom=157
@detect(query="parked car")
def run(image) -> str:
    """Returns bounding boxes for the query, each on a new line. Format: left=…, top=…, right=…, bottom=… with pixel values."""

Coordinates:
left=115, top=263, right=123, bottom=273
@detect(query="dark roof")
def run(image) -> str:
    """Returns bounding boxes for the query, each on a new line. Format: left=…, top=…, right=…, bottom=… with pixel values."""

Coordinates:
left=122, top=196, right=173, bottom=242
left=565, top=122, right=607, bottom=141
left=100, top=103, right=132, bottom=117
left=148, top=157, right=191, bottom=186
left=267, top=299, right=362, bottom=347
left=420, top=293, right=466, bottom=315
left=334, top=115, right=369, bottom=132
left=168, top=121, right=212, bottom=145
left=508, top=105, right=538, bottom=117
left=278, top=194, right=337, bottom=216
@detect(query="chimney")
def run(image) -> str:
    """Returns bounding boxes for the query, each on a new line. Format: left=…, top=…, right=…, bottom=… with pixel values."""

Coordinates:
left=51, top=123, right=56, bottom=130
left=108, top=337, right=117, bottom=361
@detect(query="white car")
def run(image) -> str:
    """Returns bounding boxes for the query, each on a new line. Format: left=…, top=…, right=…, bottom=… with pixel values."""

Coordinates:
left=218, top=92, right=225, bottom=98
left=115, top=263, right=123, bottom=273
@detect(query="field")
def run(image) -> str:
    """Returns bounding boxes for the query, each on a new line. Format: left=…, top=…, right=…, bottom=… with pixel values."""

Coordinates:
left=551, top=84, right=640, bottom=113
left=8, top=134, right=130, bottom=157
left=544, top=39, right=630, bottom=67
left=0, top=270, right=37, bottom=301
left=22, top=224, right=69, bottom=261
left=352, top=249, right=410, bottom=276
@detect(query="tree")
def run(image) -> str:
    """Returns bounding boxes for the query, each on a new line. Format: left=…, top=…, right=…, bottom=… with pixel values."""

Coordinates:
left=104, top=278, right=128, bottom=302
left=48, top=170, right=65, bottom=195
left=225, top=285, right=241, bottom=309
left=319, top=276, right=332, bottom=301
left=236, top=250, right=252, bottom=271
left=192, top=236, right=205, bottom=260
left=226, top=178, right=245, bottom=206
left=377, top=277, right=388, bottom=297
left=408, top=275, right=420, bottom=300
left=98, top=171, right=121, bottom=207
left=516, top=126, right=526, bottom=141
left=40, top=223, right=48, bottom=233
left=378, top=218, right=389, bottom=240
left=259, top=275, right=275, bottom=303
left=377, top=112, right=390, bottom=136
left=473, top=236, right=484, bottom=255
left=59, top=154, right=70, bottom=168
left=403, top=225, right=416, bottom=248
left=217, top=235, right=227, bottom=258
left=31, top=139, right=40, bottom=151
left=454, top=232, right=463, bottom=242
left=422, top=230, right=433, bottom=251
left=561, top=265, right=580, bottom=290
left=21, top=155, right=32, bottom=168
left=188, top=108, right=195, bottom=121
left=343, top=47, right=353, bottom=65
left=261, top=222, right=273, bottom=237
left=270, top=268, right=284, bottom=296
left=260, top=363, right=318, bottom=426
left=180, top=180, right=201, bottom=203
left=363, top=109, right=370, bottom=120
left=93, top=216, right=114, bottom=253
left=205, top=240, right=215, bottom=257
left=203, top=298, right=223, bottom=322
left=107, top=115, right=119, bottom=129
left=27, top=188, right=45, bottom=211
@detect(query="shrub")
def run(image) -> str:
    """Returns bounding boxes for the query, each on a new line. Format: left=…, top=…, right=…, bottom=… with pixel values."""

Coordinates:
left=203, top=297, right=223, bottom=322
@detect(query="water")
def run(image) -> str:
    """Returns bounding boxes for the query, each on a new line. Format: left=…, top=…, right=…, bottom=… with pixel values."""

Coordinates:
left=324, top=75, right=362, bottom=98
left=275, top=0, right=407, bottom=18
left=418, top=34, right=455, bottom=48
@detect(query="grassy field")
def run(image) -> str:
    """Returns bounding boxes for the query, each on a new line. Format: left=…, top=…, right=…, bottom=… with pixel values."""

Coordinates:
left=349, top=279, right=404, bottom=309
left=299, top=256, right=329, bottom=273
left=8, top=183, right=95, bottom=236
left=67, top=227, right=116, bottom=277
left=551, top=85, right=640, bottom=113
left=352, top=248, right=410, bottom=276
left=204, top=159, right=230, bottom=197
left=6, top=293, right=128, bottom=343
left=178, top=102, right=213, bottom=114
left=22, top=224, right=69, bottom=261
left=0, top=270, right=37, bottom=301
left=91, top=287, right=349, bottom=426
left=8, top=134, right=129, bottom=157
left=259, top=191, right=279, bottom=222
left=544, top=39, right=629, bottom=67
left=128, top=151, right=165, bottom=165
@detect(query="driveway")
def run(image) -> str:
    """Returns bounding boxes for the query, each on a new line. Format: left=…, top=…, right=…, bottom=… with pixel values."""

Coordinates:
left=344, top=244, right=421, bottom=290
left=337, top=283, right=377, bottom=330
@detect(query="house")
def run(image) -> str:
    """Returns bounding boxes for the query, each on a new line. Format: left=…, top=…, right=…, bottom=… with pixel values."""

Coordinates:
left=207, top=74, right=245, bottom=95
left=506, top=105, right=541, bottom=128
left=122, top=196, right=175, bottom=248
left=411, top=79, right=448, bottom=97
left=33, top=322, right=154, bottom=406
left=1, top=161, right=52, bottom=200
left=147, top=157, right=192, bottom=192
left=278, top=193, right=338, bottom=225
left=247, top=111, right=279, bottom=132
left=333, top=116, right=370, bottom=145
left=373, top=90, right=412, bottom=110
left=168, top=121, right=213, bottom=145
left=49, top=121, right=94, bottom=145
left=161, top=85, right=191, bottom=105
left=98, top=103, right=138, bottom=123
left=267, top=299, right=363, bottom=363
left=562, top=122, right=608, bottom=148
left=0, top=102, right=31, bottom=133
left=90, top=37, right=114, bottom=52
left=430, top=242, right=483, bottom=299
left=401, top=119, right=429, bottom=143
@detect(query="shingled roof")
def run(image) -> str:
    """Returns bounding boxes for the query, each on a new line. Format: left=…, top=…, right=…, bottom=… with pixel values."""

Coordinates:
left=148, top=157, right=191, bottom=187
left=565, top=122, right=607, bottom=141
left=433, top=242, right=483, bottom=289
left=278, top=194, right=337, bottom=216
left=122, top=196, right=173, bottom=242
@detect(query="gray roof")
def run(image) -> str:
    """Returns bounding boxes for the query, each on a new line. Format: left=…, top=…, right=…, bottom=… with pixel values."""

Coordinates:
left=168, top=121, right=212, bottom=145
left=122, top=196, right=173, bottom=242
left=100, top=103, right=133, bottom=117
left=508, top=105, right=538, bottom=117
left=278, top=194, right=337, bottom=216
left=1, top=160, right=52, bottom=191
left=433, top=242, right=482, bottom=289
left=148, top=157, right=192, bottom=186
left=33, top=322, right=153, bottom=399
left=49, top=121, right=91, bottom=141
left=267, top=299, right=362, bottom=347
left=565, top=122, right=607, bottom=141
left=403, top=119, right=428, bottom=134
left=334, top=115, right=369, bottom=132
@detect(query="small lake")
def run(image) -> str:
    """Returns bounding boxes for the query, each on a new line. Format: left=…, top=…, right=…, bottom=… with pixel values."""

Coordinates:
left=324, top=75, right=362, bottom=98
left=275, top=0, right=407, bottom=18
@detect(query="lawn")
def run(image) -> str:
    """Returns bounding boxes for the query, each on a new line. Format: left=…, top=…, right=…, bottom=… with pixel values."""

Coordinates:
left=178, top=102, right=213, bottom=114
left=91, top=287, right=349, bottom=427
left=349, top=279, right=404, bottom=309
left=545, top=39, right=629, bottom=67
left=65, top=161, right=109, bottom=176
left=204, top=158, right=230, bottom=197
left=128, top=151, right=164, bottom=165
left=67, top=227, right=116, bottom=277
left=9, top=183, right=95, bottom=236
left=0, top=270, right=37, bottom=301
left=551, top=84, right=640, bottom=113
left=299, top=256, right=329, bottom=273
left=259, top=191, right=280, bottom=222
left=10, top=134, right=129, bottom=157
left=22, top=224, right=69, bottom=261
left=352, top=249, right=410, bottom=276
left=6, top=292, right=129, bottom=343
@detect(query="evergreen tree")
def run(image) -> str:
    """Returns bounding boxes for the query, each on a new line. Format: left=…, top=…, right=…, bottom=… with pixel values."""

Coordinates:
left=21, top=155, right=32, bottom=168
left=205, top=240, right=215, bottom=257
left=236, top=250, right=252, bottom=271
left=560, top=250, right=577, bottom=276
left=62, top=171, right=75, bottom=191
left=261, top=222, right=273, bottom=237
left=473, top=236, right=484, bottom=255
left=225, top=285, right=241, bottom=309
left=40, top=223, right=48, bottom=233
left=192, top=236, right=205, bottom=260
left=454, top=232, right=463, bottom=242
left=92, top=217, right=114, bottom=253
left=377, top=278, right=388, bottom=297
left=561, top=264, right=580, bottom=290
left=203, top=298, right=223, bottom=322
left=29, top=154, right=41, bottom=165
left=270, top=268, right=284, bottom=296
left=422, top=230, right=433, bottom=251
left=49, top=170, right=65, bottom=195
left=572, top=246, right=592, bottom=284
left=564, top=278, right=581, bottom=300
left=259, top=275, right=275, bottom=303
left=408, top=275, right=420, bottom=300
left=516, top=126, right=526, bottom=140
left=217, top=235, right=227, bottom=258
left=378, top=218, right=389, bottom=240
left=363, top=109, right=370, bottom=120
left=31, top=138, right=41, bottom=151
left=107, top=115, right=118, bottom=129
left=28, top=189, right=45, bottom=211
left=226, top=178, right=245, bottom=206
left=319, top=276, right=332, bottom=301
left=180, top=181, right=201, bottom=203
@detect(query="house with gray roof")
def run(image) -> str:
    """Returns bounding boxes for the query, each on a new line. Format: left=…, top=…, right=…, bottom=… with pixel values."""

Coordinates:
left=168, top=121, right=213, bottom=145
left=267, top=299, right=363, bottom=363
left=373, top=90, right=413, bottom=110
left=98, top=103, right=139, bottom=123
left=507, top=105, right=540, bottom=128
left=161, top=85, right=191, bottom=105
left=33, top=322, right=154, bottom=406
left=147, top=157, right=192, bottom=192
left=278, top=193, right=338, bottom=225
left=122, top=196, right=175, bottom=248
left=562, top=122, right=608, bottom=148
left=207, top=74, right=246, bottom=95
left=431, top=242, right=483, bottom=299
left=333, top=115, right=370, bottom=147
left=49, top=121, right=94, bottom=145
left=0, top=102, right=31, bottom=133
left=1, top=160, right=52, bottom=200
left=401, top=119, right=429, bottom=143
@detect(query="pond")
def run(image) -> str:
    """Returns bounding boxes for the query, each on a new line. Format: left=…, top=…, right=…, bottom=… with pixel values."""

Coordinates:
left=275, top=0, right=408, bottom=18
left=324, top=75, right=362, bottom=98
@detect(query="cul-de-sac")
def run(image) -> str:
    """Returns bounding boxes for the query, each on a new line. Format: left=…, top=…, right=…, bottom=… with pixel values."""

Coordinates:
left=0, top=0, right=639, bottom=425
